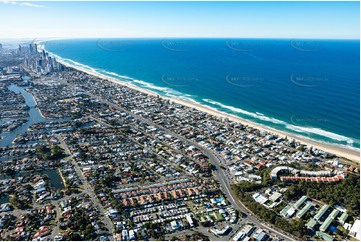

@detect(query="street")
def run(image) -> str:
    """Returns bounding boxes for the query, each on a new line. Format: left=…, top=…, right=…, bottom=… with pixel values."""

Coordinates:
left=55, top=134, right=115, bottom=241
left=61, top=82, right=297, bottom=241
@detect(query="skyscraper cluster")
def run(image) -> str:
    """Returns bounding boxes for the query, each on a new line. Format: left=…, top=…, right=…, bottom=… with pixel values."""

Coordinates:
left=21, top=43, right=63, bottom=75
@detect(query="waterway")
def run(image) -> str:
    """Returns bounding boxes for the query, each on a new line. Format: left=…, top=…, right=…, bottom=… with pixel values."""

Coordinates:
left=0, top=169, right=65, bottom=204
left=0, top=77, right=71, bottom=147
left=0, top=78, right=67, bottom=204
left=0, top=77, right=48, bottom=147
left=0, top=169, right=64, bottom=189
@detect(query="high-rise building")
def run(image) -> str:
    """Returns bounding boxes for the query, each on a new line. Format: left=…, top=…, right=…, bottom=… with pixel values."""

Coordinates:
left=29, top=44, right=34, bottom=54
left=0, top=43, right=3, bottom=52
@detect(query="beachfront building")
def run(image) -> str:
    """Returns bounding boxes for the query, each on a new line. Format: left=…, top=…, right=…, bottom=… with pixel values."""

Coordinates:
left=4, top=42, right=357, bottom=242
left=280, top=174, right=346, bottom=183
left=269, top=166, right=345, bottom=183
left=269, top=166, right=297, bottom=180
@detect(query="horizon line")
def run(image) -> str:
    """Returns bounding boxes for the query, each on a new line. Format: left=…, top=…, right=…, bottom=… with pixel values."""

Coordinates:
left=0, top=37, right=360, bottom=41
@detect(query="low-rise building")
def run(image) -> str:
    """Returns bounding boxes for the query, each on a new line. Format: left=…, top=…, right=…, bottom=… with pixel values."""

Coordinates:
left=294, top=195, right=308, bottom=209
left=314, top=205, right=329, bottom=222
left=280, top=205, right=295, bottom=218
left=320, top=217, right=333, bottom=232
left=296, top=203, right=313, bottom=219
left=349, top=219, right=361, bottom=240
left=306, top=219, right=317, bottom=230
left=316, top=231, right=334, bottom=241
left=338, top=212, right=348, bottom=225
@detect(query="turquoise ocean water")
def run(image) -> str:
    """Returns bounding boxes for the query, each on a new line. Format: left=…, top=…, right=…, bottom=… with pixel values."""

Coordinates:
left=43, top=39, right=360, bottom=151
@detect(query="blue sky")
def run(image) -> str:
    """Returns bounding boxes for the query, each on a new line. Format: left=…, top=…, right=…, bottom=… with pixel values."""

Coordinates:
left=0, top=1, right=359, bottom=39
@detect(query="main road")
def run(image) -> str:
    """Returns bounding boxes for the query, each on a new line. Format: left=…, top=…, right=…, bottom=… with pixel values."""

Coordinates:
left=66, top=82, right=297, bottom=241
left=55, top=134, right=115, bottom=240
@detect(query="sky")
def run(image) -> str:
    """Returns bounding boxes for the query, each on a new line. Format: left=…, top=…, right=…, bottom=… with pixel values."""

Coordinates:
left=0, top=1, right=359, bottom=39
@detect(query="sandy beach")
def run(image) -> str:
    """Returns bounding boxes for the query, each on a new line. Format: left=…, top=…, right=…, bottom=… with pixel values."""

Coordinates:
left=56, top=58, right=360, bottom=163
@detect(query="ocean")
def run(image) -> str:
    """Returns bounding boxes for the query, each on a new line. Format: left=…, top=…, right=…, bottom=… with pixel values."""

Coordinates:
left=43, top=38, right=360, bottom=151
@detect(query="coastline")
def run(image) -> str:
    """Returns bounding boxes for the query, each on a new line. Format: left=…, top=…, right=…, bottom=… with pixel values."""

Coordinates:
left=55, top=58, right=360, bottom=163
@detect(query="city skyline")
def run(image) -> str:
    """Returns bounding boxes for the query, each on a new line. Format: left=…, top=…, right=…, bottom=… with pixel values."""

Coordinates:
left=0, top=1, right=360, bottom=241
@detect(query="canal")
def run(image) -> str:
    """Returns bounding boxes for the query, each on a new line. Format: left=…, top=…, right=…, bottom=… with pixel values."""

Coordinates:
left=0, top=169, right=65, bottom=189
left=0, top=168, right=65, bottom=204
left=0, top=78, right=71, bottom=147
left=0, top=79, right=48, bottom=147
left=1, top=78, right=67, bottom=204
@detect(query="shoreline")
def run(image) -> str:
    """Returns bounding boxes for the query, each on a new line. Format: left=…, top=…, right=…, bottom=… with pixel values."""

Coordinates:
left=57, top=168, right=67, bottom=188
left=55, top=58, right=360, bottom=163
